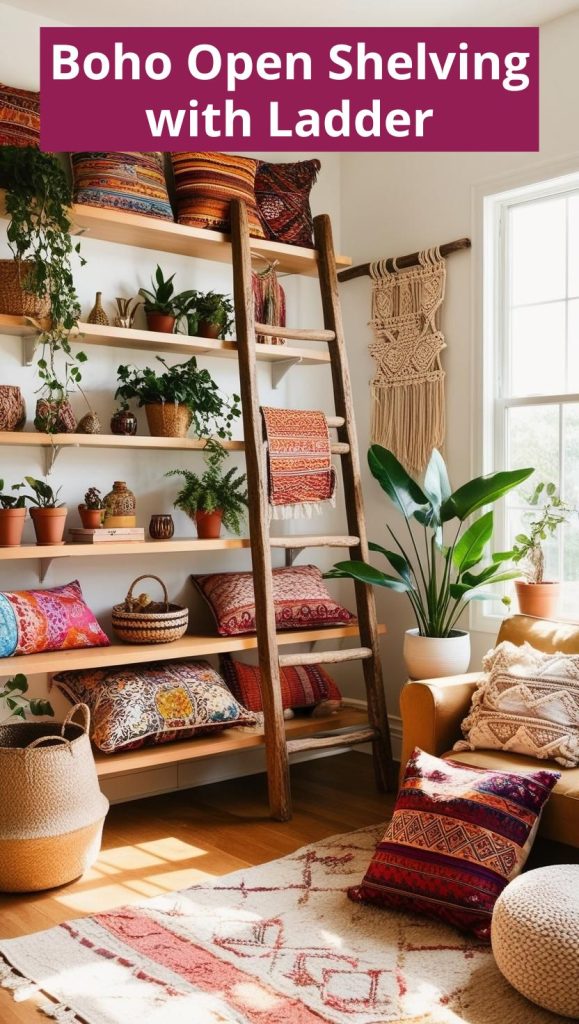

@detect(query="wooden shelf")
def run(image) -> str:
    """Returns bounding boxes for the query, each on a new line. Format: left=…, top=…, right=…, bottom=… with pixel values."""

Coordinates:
left=0, top=623, right=386, bottom=676
left=0, top=431, right=244, bottom=452
left=94, top=704, right=371, bottom=777
left=0, top=191, right=351, bottom=278
left=0, top=315, right=331, bottom=368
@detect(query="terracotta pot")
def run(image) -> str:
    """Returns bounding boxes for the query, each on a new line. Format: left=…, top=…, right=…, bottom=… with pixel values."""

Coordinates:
left=403, top=628, right=471, bottom=680
left=145, top=402, right=192, bottom=438
left=0, top=507, right=26, bottom=548
left=0, top=260, right=50, bottom=319
left=146, top=313, right=176, bottom=334
left=34, top=398, right=76, bottom=434
left=78, top=505, right=103, bottom=529
left=30, top=507, right=67, bottom=546
left=0, top=386, right=26, bottom=432
left=198, top=320, right=221, bottom=339
left=515, top=580, right=560, bottom=619
left=195, top=509, right=223, bottom=539
left=110, top=409, right=137, bottom=436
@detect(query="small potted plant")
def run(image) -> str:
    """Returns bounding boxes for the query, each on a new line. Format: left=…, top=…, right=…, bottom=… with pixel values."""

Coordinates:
left=166, top=439, right=248, bottom=539
left=193, top=290, right=235, bottom=339
left=115, top=356, right=241, bottom=439
left=78, top=487, right=105, bottom=529
left=0, top=480, right=27, bottom=548
left=16, top=477, right=67, bottom=546
left=0, top=673, right=54, bottom=724
left=511, top=481, right=575, bottom=618
left=138, top=265, right=197, bottom=334
left=326, top=446, right=533, bottom=680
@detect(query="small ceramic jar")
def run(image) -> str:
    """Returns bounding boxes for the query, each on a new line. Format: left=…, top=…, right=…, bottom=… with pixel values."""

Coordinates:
left=149, top=514, right=175, bottom=540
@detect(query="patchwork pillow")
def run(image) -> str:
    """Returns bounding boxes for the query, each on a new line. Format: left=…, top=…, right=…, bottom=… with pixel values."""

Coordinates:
left=171, top=151, right=264, bottom=237
left=192, top=564, right=355, bottom=637
left=255, top=159, right=320, bottom=247
left=0, top=580, right=110, bottom=658
left=220, top=655, right=342, bottom=712
left=0, top=82, right=40, bottom=147
left=454, top=640, right=579, bottom=768
left=348, top=747, right=559, bottom=941
left=52, top=659, right=256, bottom=753
left=71, top=152, right=173, bottom=220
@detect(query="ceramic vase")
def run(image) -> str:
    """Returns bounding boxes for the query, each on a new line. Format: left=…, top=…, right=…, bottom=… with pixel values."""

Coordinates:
left=0, top=385, right=26, bottom=431
left=86, top=292, right=109, bottom=326
left=149, top=514, right=175, bottom=540
left=76, top=412, right=101, bottom=435
left=113, top=297, right=139, bottom=329
left=103, top=481, right=137, bottom=528
left=110, top=409, right=137, bottom=436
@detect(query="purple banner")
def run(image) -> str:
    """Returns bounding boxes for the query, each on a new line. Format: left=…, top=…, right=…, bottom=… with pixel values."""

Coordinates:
left=40, top=27, right=539, bottom=152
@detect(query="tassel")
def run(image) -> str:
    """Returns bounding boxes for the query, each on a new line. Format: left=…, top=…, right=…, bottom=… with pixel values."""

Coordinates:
left=0, top=959, right=39, bottom=1000
left=252, top=264, right=286, bottom=345
left=39, top=1001, right=81, bottom=1023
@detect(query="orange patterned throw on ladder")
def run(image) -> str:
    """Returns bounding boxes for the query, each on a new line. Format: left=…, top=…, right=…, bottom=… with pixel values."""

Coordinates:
left=369, top=248, right=446, bottom=473
left=261, top=407, right=336, bottom=519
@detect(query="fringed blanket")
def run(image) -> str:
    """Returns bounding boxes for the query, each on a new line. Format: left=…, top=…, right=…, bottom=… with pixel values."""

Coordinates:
left=252, top=263, right=286, bottom=345
left=369, top=248, right=446, bottom=473
left=261, top=406, right=336, bottom=519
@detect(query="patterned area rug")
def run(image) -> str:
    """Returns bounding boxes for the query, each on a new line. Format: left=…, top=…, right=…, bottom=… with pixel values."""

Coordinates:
left=0, top=824, right=566, bottom=1024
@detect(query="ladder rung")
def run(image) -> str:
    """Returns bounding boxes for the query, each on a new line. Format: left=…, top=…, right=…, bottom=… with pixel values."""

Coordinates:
left=256, top=323, right=335, bottom=343
left=279, top=647, right=372, bottom=668
left=326, top=416, right=345, bottom=428
left=287, top=726, right=377, bottom=755
left=270, top=535, right=359, bottom=549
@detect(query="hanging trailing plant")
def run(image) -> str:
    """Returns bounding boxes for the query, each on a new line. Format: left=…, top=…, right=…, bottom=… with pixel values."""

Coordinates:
left=0, top=147, right=87, bottom=429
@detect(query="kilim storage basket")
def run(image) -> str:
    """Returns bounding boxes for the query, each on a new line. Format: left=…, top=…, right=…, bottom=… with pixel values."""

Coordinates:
left=0, top=259, right=50, bottom=318
left=112, top=573, right=189, bottom=644
left=0, top=704, right=109, bottom=893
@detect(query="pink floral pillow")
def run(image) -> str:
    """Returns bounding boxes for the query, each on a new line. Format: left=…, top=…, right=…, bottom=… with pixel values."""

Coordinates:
left=0, top=580, right=110, bottom=657
left=192, top=565, right=355, bottom=637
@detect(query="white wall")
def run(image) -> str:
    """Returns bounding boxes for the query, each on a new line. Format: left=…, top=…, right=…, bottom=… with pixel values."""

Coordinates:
left=339, top=10, right=579, bottom=714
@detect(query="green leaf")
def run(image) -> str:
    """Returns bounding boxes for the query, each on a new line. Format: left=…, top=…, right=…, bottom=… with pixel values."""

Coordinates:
left=368, top=542, right=412, bottom=585
left=325, top=560, right=410, bottom=592
left=423, top=448, right=452, bottom=518
left=441, top=467, right=534, bottom=522
left=452, top=511, right=493, bottom=573
left=367, top=445, right=430, bottom=521
left=462, top=568, right=521, bottom=588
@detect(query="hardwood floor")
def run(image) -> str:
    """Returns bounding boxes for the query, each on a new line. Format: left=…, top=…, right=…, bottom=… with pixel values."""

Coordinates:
left=0, top=752, right=395, bottom=1024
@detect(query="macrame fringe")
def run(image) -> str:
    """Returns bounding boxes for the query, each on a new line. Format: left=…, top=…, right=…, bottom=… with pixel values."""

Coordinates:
left=38, top=1000, right=81, bottom=1023
left=0, top=958, right=81, bottom=1021
left=270, top=492, right=337, bottom=520
left=371, top=379, right=445, bottom=474
left=252, top=264, right=286, bottom=345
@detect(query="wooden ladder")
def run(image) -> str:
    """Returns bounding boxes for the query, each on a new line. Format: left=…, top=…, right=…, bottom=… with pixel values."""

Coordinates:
left=231, top=199, right=393, bottom=821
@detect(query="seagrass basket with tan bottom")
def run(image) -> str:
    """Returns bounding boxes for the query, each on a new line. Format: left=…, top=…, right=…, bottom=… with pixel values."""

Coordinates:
left=0, top=704, right=109, bottom=892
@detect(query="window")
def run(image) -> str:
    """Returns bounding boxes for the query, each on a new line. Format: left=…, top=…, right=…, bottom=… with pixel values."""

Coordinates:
left=483, top=173, right=579, bottom=620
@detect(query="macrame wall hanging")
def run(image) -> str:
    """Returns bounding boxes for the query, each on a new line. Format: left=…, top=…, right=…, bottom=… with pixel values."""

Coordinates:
left=368, top=247, right=446, bottom=474
left=252, top=261, right=286, bottom=345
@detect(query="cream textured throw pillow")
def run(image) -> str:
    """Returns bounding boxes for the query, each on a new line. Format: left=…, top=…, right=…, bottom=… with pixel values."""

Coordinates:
left=454, top=640, right=579, bottom=767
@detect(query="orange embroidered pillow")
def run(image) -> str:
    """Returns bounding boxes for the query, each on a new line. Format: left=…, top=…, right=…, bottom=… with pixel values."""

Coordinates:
left=220, top=655, right=342, bottom=712
left=71, top=152, right=173, bottom=220
left=0, top=82, right=40, bottom=147
left=171, top=151, right=264, bottom=237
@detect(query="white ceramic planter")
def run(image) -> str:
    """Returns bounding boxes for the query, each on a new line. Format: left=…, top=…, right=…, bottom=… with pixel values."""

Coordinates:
left=403, top=628, right=471, bottom=680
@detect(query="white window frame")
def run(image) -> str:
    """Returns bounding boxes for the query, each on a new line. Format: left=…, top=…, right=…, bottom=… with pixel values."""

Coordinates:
left=471, top=161, right=579, bottom=635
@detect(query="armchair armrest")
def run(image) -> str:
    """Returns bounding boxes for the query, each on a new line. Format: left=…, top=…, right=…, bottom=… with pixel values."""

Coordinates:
left=399, top=672, right=480, bottom=782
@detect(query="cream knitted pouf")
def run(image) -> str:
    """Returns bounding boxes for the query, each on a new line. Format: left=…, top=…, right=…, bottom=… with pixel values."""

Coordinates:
left=491, top=865, right=579, bottom=1018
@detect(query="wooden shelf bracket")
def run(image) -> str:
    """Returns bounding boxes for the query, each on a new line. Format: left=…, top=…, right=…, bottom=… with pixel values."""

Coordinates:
left=21, top=334, right=37, bottom=367
left=271, top=356, right=302, bottom=389
left=44, top=442, right=62, bottom=475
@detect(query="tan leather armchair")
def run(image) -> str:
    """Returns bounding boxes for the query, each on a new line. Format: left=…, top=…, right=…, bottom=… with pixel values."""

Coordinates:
left=399, top=614, right=579, bottom=848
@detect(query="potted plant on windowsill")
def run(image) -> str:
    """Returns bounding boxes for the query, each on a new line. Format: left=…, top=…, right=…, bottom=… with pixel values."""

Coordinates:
left=166, top=439, right=248, bottom=539
left=0, top=480, right=27, bottom=548
left=115, top=357, right=241, bottom=440
left=193, top=290, right=235, bottom=340
left=325, top=446, right=533, bottom=680
left=511, top=481, right=575, bottom=618
left=78, top=487, right=105, bottom=530
left=138, top=265, right=197, bottom=334
left=16, top=477, right=67, bottom=546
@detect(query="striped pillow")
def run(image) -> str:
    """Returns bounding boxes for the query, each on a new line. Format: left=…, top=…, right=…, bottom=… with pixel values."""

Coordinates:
left=220, top=655, right=342, bottom=712
left=0, top=82, right=40, bottom=147
left=71, top=152, right=173, bottom=220
left=256, top=159, right=320, bottom=247
left=348, top=747, right=559, bottom=941
left=171, top=151, right=264, bottom=237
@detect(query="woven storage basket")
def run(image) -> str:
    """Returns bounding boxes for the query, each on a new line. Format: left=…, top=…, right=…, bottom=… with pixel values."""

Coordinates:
left=112, top=573, right=189, bottom=644
left=145, top=402, right=192, bottom=438
left=0, top=259, right=51, bottom=318
left=0, top=704, right=109, bottom=892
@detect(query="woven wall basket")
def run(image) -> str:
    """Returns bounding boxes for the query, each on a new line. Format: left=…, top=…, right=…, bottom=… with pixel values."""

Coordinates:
left=145, top=402, right=192, bottom=438
left=112, top=573, right=189, bottom=644
left=0, top=704, right=109, bottom=893
left=0, top=259, right=51, bottom=319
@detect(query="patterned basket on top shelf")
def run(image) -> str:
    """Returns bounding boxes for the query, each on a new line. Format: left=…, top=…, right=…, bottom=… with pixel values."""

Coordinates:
left=112, top=574, right=188, bottom=645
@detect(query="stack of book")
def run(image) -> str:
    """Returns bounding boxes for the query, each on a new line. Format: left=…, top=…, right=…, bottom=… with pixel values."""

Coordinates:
left=69, top=527, right=145, bottom=544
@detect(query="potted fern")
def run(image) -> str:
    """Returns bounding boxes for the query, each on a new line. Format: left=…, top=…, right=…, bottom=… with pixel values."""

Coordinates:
left=511, top=481, right=575, bottom=618
left=166, top=440, right=248, bottom=539
left=0, top=479, right=27, bottom=548
left=326, top=446, right=533, bottom=679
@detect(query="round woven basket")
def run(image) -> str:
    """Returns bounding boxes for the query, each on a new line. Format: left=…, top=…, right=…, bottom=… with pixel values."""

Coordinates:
left=145, top=402, right=192, bottom=438
left=0, top=259, right=51, bottom=319
left=0, top=704, right=109, bottom=892
left=112, top=573, right=188, bottom=644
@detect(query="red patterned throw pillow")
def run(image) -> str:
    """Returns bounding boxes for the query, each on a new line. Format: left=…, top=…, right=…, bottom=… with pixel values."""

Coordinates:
left=220, top=655, right=342, bottom=712
left=0, top=82, right=40, bottom=147
left=255, top=159, right=320, bottom=247
left=349, top=747, right=560, bottom=941
left=0, top=580, right=110, bottom=657
left=192, top=565, right=355, bottom=637
left=171, top=151, right=264, bottom=237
